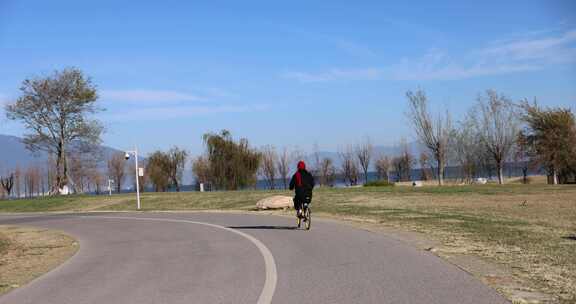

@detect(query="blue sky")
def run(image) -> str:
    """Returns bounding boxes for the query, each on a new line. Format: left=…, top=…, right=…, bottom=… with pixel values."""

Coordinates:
left=1, top=0, right=575, bottom=156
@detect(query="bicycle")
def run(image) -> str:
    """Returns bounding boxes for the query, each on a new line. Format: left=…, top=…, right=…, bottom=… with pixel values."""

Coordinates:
left=296, top=202, right=311, bottom=230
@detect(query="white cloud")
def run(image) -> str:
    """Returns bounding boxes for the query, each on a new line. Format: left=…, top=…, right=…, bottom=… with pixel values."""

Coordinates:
left=282, top=68, right=382, bottom=83
left=285, top=28, right=576, bottom=82
left=388, top=49, right=541, bottom=81
left=104, top=104, right=268, bottom=121
left=480, top=30, right=576, bottom=63
left=100, top=89, right=202, bottom=104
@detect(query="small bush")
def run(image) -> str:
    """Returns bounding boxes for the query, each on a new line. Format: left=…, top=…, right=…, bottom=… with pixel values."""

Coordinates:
left=364, top=180, right=395, bottom=187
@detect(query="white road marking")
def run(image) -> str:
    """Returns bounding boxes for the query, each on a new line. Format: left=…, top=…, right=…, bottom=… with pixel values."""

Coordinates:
left=85, top=215, right=278, bottom=304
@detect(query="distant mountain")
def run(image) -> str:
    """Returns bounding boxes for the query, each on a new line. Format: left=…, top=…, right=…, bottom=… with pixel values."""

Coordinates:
left=0, top=134, right=125, bottom=172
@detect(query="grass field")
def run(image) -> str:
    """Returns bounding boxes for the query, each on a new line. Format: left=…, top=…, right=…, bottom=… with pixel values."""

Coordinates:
left=1, top=184, right=575, bottom=303
left=0, top=226, right=78, bottom=295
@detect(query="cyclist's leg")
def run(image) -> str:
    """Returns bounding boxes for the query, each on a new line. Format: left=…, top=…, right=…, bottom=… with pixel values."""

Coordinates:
left=293, top=197, right=302, bottom=216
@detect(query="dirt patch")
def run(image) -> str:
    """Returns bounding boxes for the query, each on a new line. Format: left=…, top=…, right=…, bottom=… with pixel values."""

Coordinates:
left=0, top=225, right=78, bottom=295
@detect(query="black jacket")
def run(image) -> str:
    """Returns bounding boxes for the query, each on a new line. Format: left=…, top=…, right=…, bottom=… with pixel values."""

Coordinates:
left=289, top=169, right=315, bottom=199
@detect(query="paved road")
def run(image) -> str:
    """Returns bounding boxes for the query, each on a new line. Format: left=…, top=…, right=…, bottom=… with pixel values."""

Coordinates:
left=0, top=213, right=508, bottom=304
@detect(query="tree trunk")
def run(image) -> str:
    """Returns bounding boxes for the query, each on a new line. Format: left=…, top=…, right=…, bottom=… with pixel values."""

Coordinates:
left=551, top=167, right=558, bottom=185
left=364, top=169, right=369, bottom=185
left=437, top=159, right=444, bottom=186
left=497, top=161, right=504, bottom=184
left=54, top=145, right=63, bottom=194
left=522, top=167, right=528, bottom=184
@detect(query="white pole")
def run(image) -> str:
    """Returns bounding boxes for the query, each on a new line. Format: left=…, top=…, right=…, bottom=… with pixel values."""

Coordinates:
left=108, top=179, right=112, bottom=196
left=134, top=147, right=141, bottom=210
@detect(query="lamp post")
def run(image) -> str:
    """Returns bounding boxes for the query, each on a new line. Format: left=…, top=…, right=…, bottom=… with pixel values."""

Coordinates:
left=107, top=179, right=114, bottom=196
left=125, top=148, right=141, bottom=210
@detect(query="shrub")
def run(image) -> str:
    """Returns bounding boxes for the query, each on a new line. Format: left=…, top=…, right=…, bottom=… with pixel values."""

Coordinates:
left=364, top=180, right=395, bottom=187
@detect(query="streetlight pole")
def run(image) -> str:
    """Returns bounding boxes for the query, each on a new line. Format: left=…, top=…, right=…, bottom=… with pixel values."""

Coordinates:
left=125, top=148, right=141, bottom=210
left=108, top=179, right=114, bottom=196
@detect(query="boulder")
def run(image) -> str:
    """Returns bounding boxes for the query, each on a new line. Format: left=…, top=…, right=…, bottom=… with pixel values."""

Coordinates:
left=256, top=195, right=293, bottom=210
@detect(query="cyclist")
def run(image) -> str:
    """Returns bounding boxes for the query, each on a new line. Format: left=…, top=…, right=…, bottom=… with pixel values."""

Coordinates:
left=289, top=161, right=315, bottom=218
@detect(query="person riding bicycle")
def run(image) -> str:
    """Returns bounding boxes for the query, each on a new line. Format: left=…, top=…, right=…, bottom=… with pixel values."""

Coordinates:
left=289, top=161, right=315, bottom=217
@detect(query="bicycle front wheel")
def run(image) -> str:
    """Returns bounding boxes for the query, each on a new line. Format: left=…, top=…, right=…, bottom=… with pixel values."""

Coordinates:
left=304, top=208, right=311, bottom=230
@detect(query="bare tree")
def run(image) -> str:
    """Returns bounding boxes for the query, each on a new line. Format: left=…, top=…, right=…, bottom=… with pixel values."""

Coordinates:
left=375, top=155, right=390, bottom=182
left=14, top=166, right=21, bottom=198
left=260, top=145, right=277, bottom=190
left=318, top=157, right=336, bottom=186
left=166, top=146, right=187, bottom=192
left=473, top=90, right=520, bottom=184
left=0, top=173, right=14, bottom=198
left=451, top=114, right=484, bottom=183
left=392, top=141, right=414, bottom=182
left=277, top=147, right=291, bottom=189
left=107, top=152, right=126, bottom=193
left=355, top=137, right=373, bottom=185
left=5, top=68, right=103, bottom=193
left=419, top=152, right=433, bottom=181
left=87, top=170, right=105, bottom=194
left=338, top=146, right=359, bottom=186
left=406, top=89, right=451, bottom=185
left=311, top=143, right=322, bottom=179
left=24, top=166, right=41, bottom=197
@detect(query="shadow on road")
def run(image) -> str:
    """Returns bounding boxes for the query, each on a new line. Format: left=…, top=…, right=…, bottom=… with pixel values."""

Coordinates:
left=562, top=235, right=576, bottom=241
left=228, top=225, right=297, bottom=230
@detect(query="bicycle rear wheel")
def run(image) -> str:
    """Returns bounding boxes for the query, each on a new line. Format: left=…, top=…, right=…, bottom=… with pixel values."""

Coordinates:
left=304, top=207, right=311, bottom=230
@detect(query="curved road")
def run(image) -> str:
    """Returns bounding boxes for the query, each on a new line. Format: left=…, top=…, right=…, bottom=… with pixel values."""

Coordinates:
left=0, top=213, right=508, bottom=304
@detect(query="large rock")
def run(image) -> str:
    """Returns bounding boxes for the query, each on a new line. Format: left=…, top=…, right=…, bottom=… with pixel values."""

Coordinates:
left=256, top=196, right=293, bottom=210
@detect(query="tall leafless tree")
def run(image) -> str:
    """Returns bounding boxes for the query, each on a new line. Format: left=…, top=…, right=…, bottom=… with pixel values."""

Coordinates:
left=5, top=68, right=103, bottom=194
left=419, top=152, right=433, bottom=181
left=87, top=169, right=105, bottom=194
left=107, top=152, right=126, bottom=193
left=355, top=137, right=373, bottom=185
left=406, top=89, right=451, bottom=185
left=260, top=145, right=277, bottom=190
left=276, top=147, right=291, bottom=189
left=0, top=173, right=14, bottom=198
left=319, top=157, right=336, bottom=187
left=14, top=166, right=21, bottom=198
left=452, top=116, right=483, bottom=183
left=392, top=141, right=414, bottom=182
left=311, top=143, right=322, bottom=179
left=338, top=146, right=359, bottom=186
left=473, top=90, right=520, bottom=184
left=375, top=155, right=390, bottom=182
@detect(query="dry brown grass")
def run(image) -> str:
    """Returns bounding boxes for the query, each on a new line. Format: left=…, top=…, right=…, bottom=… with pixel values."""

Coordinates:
left=0, top=226, right=78, bottom=295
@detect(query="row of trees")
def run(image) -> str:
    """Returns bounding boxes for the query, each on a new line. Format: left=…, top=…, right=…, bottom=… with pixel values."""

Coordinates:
left=0, top=164, right=58, bottom=198
left=3, top=67, right=574, bottom=197
left=407, top=89, right=576, bottom=185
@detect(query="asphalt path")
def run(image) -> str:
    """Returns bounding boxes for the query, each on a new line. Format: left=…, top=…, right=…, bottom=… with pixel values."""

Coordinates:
left=0, top=212, right=509, bottom=304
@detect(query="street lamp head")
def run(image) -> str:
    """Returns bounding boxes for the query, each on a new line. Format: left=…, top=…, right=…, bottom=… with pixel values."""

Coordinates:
left=124, top=152, right=130, bottom=160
